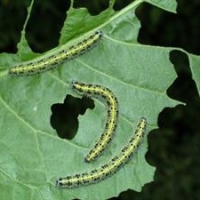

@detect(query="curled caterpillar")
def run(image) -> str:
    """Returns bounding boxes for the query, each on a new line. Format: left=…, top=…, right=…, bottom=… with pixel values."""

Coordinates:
left=9, top=30, right=103, bottom=75
left=56, top=117, right=147, bottom=188
left=71, top=81, right=119, bottom=162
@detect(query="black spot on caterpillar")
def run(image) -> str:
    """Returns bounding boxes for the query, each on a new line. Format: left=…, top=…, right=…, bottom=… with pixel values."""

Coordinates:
left=9, top=30, right=103, bottom=75
left=71, top=81, right=119, bottom=162
left=56, top=117, right=147, bottom=188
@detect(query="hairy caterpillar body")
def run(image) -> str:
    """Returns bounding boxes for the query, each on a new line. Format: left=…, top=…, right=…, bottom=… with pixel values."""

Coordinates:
left=56, top=117, right=147, bottom=188
left=71, top=81, right=119, bottom=162
left=9, top=31, right=102, bottom=75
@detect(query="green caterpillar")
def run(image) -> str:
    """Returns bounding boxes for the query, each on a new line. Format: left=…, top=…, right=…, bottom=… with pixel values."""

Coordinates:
left=71, top=81, right=119, bottom=162
left=9, top=31, right=102, bottom=75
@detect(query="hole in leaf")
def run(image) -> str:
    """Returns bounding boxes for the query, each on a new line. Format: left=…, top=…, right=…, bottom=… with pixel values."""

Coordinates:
left=73, top=0, right=109, bottom=15
left=113, top=0, right=133, bottom=11
left=168, top=50, right=199, bottom=104
left=50, top=94, right=95, bottom=140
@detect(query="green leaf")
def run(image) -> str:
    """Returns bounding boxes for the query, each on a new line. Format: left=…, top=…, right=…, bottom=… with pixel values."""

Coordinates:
left=144, top=0, right=177, bottom=12
left=188, top=53, right=200, bottom=95
left=0, top=0, right=191, bottom=200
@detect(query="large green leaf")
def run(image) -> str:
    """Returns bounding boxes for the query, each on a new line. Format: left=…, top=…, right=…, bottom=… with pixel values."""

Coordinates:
left=0, top=0, right=193, bottom=200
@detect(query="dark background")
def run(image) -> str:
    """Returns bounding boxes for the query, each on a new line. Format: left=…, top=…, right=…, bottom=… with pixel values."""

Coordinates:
left=0, top=0, right=200, bottom=199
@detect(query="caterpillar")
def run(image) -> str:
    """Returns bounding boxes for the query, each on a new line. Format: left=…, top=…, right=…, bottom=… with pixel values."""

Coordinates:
left=9, top=30, right=103, bottom=75
left=56, top=117, right=147, bottom=188
left=71, top=81, right=119, bottom=162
